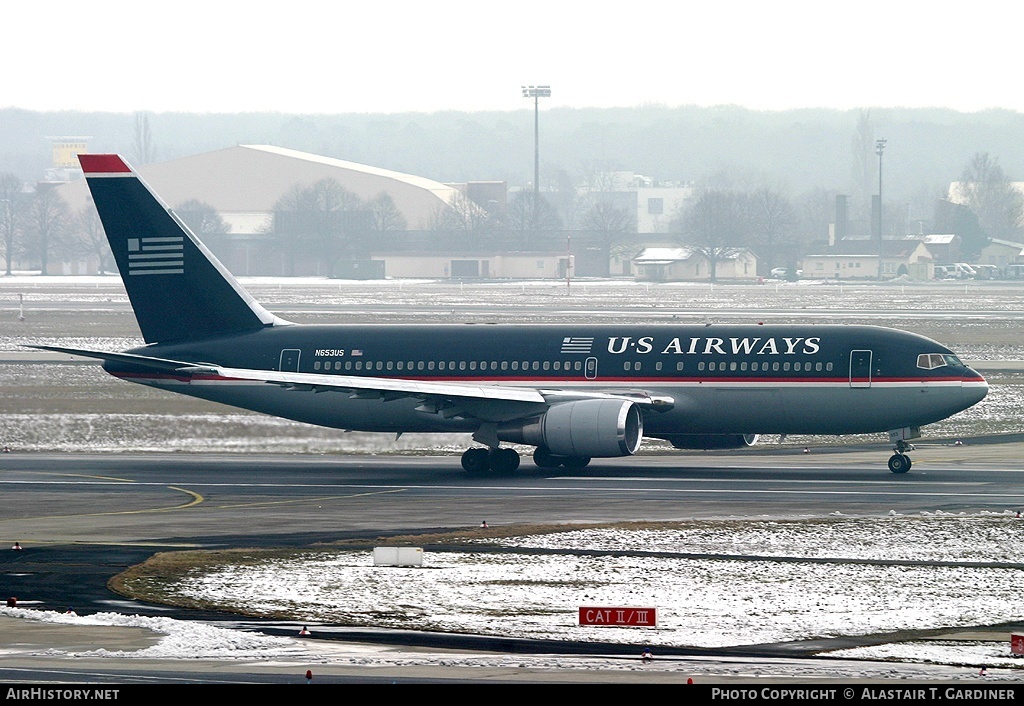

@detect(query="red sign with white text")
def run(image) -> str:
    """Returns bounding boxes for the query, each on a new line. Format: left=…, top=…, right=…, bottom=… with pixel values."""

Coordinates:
left=579, top=606, right=657, bottom=627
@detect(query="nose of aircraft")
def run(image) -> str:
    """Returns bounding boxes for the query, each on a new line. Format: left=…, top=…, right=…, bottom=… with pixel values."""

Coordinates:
left=962, top=367, right=989, bottom=408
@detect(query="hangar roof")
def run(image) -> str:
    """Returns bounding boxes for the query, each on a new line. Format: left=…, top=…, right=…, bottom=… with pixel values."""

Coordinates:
left=58, top=145, right=460, bottom=230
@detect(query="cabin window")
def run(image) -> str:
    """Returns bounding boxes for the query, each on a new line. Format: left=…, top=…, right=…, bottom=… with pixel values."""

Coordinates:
left=575, top=361, right=582, bottom=371
left=625, top=362, right=632, bottom=371
left=676, top=362, right=684, bottom=371
left=772, top=362, right=780, bottom=372
left=459, top=361, right=466, bottom=370
left=655, top=361, right=662, bottom=371
left=698, top=361, right=705, bottom=371
left=396, top=362, right=403, bottom=370
left=501, top=361, right=508, bottom=370
left=816, top=362, right=823, bottom=372
left=543, top=361, right=550, bottom=370
left=793, top=362, right=801, bottom=371
left=313, top=361, right=321, bottom=370
left=635, top=361, right=642, bottom=371
left=532, top=362, right=539, bottom=371
left=470, top=361, right=477, bottom=370
left=415, top=361, right=423, bottom=370
left=740, top=362, right=747, bottom=371
left=386, top=361, right=393, bottom=370
left=826, top=362, right=833, bottom=371
left=511, top=361, right=519, bottom=370
left=783, top=362, right=790, bottom=371
left=345, top=361, right=352, bottom=371
left=730, top=362, right=737, bottom=371
left=355, top=361, right=363, bottom=370
left=428, top=361, right=435, bottom=370
left=553, top=361, right=561, bottom=371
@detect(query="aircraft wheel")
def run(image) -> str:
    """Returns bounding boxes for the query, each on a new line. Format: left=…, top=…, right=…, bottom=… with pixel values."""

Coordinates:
left=533, top=446, right=560, bottom=469
left=489, top=448, right=520, bottom=474
left=560, top=456, right=591, bottom=471
left=461, top=447, right=490, bottom=473
left=888, top=453, right=911, bottom=474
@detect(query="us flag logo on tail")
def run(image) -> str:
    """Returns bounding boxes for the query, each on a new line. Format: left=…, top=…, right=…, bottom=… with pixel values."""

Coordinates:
left=127, top=236, right=184, bottom=276
left=560, top=336, right=594, bottom=354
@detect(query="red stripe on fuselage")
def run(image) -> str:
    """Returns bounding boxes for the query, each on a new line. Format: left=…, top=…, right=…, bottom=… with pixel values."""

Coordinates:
left=109, top=371, right=975, bottom=385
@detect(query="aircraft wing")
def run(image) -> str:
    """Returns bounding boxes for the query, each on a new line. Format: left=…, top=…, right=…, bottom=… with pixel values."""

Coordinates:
left=32, top=345, right=672, bottom=421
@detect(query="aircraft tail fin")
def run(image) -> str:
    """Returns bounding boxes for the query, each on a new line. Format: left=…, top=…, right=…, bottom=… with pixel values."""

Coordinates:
left=79, top=154, right=283, bottom=344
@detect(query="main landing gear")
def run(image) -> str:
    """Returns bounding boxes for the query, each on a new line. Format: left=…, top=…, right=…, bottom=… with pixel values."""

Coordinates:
left=459, top=446, right=593, bottom=474
left=887, top=440, right=914, bottom=474
left=461, top=447, right=521, bottom=474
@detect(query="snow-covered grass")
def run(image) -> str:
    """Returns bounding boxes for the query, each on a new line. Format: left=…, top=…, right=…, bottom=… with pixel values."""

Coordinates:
left=96, top=513, right=1024, bottom=674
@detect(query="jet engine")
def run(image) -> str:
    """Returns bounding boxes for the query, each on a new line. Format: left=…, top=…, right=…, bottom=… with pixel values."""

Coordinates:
left=662, top=434, right=760, bottom=450
left=498, top=399, right=643, bottom=457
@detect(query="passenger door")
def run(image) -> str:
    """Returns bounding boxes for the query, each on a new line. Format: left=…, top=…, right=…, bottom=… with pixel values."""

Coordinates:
left=849, top=350, right=872, bottom=388
left=279, top=349, right=301, bottom=373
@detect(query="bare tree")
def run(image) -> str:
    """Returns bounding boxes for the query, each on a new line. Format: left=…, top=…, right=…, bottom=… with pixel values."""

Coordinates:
left=0, top=173, right=27, bottom=275
left=850, top=110, right=876, bottom=213
left=504, top=191, right=561, bottom=241
left=25, top=185, right=71, bottom=274
left=273, top=179, right=369, bottom=275
left=677, top=189, right=751, bottom=282
left=175, top=199, right=229, bottom=238
left=368, top=192, right=407, bottom=232
left=132, top=112, right=158, bottom=165
left=952, top=152, right=1024, bottom=255
left=580, top=200, right=637, bottom=275
left=430, top=191, right=498, bottom=235
left=68, top=204, right=112, bottom=274
left=748, top=185, right=798, bottom=274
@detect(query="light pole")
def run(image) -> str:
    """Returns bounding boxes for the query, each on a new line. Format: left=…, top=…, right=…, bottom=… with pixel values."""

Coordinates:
left=522, top=85, right=551, bottom=233
left=876, top=138, right=886, bottom=280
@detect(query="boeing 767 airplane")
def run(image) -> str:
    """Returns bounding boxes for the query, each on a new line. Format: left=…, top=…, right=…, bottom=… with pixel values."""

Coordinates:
left=38, top=154, right=988, bottom=474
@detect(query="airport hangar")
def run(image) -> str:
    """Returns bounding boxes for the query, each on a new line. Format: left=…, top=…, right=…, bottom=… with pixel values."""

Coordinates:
left=56, top=144, right=570, bottom=279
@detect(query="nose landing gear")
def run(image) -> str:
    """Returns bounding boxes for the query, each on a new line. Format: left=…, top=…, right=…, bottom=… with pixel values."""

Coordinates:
left=888, top=439, right=914, bottom=474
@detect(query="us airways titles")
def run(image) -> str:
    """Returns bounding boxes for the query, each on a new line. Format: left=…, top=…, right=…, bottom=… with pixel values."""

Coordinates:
left=605, top=336, right=822, bottom=356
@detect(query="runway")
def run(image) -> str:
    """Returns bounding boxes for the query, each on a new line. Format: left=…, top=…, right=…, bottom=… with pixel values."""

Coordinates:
left=2, top=442, right=1022, bottom=546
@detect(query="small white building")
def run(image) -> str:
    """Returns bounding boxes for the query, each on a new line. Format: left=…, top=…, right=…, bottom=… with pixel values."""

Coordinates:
left=632, top=247, right=757, bottom=281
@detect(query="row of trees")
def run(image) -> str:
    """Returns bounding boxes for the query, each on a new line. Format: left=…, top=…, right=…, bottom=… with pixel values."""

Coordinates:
left=3, top=146, right=1021, bottom=279
left=0, top=175, right=111, bottom=275
left=673, top=151, right=1024, bottom=281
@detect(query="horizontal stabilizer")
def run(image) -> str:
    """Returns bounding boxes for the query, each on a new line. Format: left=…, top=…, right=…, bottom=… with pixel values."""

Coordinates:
left=29, top=345, right=214, bottom=374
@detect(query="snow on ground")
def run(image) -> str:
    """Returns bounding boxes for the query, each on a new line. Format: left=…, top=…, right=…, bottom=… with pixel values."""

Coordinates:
left=62, top=512, right=1022, bottom=674
left=1, top=607, right=1019, bottom=681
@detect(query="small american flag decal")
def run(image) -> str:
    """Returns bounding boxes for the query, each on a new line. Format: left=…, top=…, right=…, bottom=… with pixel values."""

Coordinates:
left=560, top=337, right=594, bottom=354
left=127, top=236, right=184, bottom=276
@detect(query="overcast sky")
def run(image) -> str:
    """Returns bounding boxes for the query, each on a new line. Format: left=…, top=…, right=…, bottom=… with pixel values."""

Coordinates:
left=6, top=1, right=1018, bottom=115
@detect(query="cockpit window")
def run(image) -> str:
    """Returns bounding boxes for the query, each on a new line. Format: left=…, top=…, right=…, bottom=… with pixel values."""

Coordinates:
left=917, top=353, right=949, bottom=370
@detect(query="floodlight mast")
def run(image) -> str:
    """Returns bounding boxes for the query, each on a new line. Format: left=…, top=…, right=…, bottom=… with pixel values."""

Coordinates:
left=521, top=85, right=551, bottom=233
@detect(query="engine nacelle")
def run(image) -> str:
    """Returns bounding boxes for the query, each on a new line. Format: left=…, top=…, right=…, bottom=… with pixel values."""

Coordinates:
left=663, top=434, right=760, bottom=450
left=498, top=399, right=643, bottom=457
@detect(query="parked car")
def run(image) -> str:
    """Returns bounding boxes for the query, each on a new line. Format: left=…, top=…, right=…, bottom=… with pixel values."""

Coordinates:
left=770, top=267, right=801, bottom=279
left=938, top=263, right=976, bottom=279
